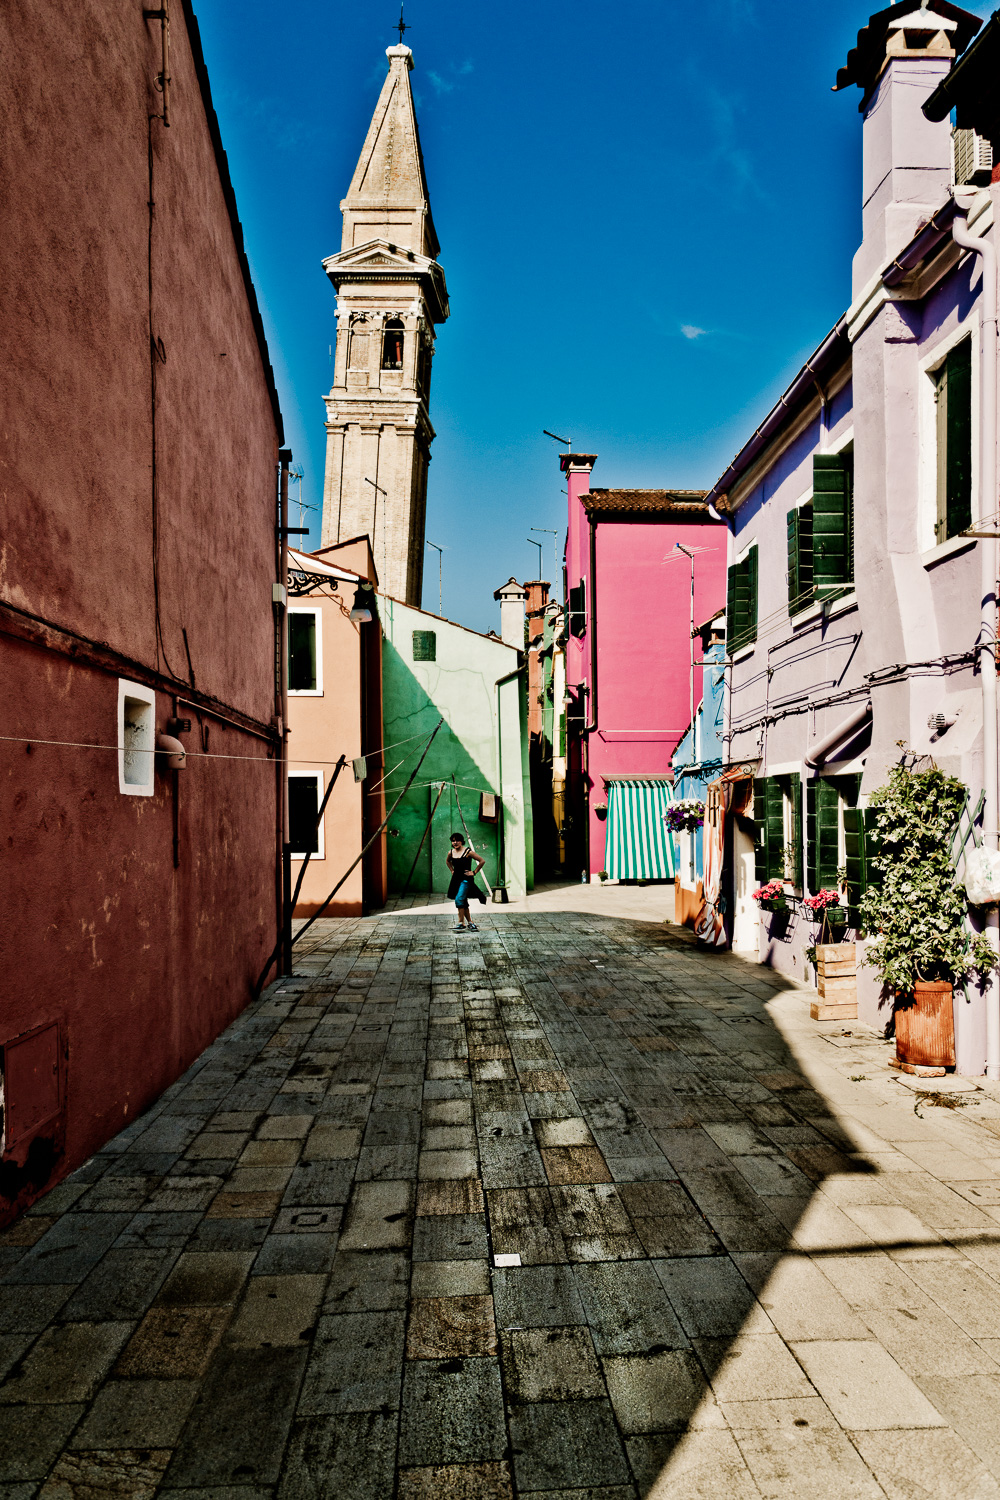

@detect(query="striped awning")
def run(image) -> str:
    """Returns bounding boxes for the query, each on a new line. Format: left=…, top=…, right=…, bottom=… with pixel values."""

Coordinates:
left=604, top=779, right=675, bottom=881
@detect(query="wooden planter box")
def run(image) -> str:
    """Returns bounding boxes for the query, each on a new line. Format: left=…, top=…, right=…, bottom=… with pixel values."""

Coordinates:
left=811, top=941, right=857, bottom=1022
left=893, top=981, right=955, bottom=1075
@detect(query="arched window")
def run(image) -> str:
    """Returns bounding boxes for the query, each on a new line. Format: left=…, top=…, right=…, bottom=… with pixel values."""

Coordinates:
left=381, top=318, right=404, bottom=371
left=348, top=320, right=370, bottom=371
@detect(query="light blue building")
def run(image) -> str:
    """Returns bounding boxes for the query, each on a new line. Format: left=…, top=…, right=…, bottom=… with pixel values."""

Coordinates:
left=671, top=628, right=726, bottom=882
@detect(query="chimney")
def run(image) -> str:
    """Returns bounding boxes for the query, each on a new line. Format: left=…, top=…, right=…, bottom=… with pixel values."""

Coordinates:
left=493, top=577, right=527, bottom=650
left=835, top=3, right=981, bottom=296
left=560, top=452, right=597, bottom=510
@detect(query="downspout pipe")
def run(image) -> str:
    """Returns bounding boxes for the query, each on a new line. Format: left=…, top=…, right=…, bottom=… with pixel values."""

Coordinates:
left=953, top=204, right=1000, bottom=1079
left=804, top=700, right=873, bottom=770
left=584, top=509, right=598, bottom=733
left=278, top=448, right=293, bottom=977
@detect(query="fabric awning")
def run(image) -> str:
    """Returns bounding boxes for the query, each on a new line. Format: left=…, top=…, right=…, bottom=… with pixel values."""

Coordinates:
left=604, top=779, right=675, bottom=881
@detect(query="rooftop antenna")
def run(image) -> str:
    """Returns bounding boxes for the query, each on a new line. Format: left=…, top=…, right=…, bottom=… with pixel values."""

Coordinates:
left=543, top=429, right=571, bottom=451
left=395, top=2, right=409, bottom=44
left=426, top=539, right=446, bottom=616
left=531, top=527, right=559, bottom=577
left=527, top=537, right=543, bottom=577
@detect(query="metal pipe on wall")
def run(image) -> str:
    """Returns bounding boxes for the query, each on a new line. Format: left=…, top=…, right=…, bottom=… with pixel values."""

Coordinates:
left=279, top=449, right=293, bottom=977
left=952, top=204, right=999, bottom=1079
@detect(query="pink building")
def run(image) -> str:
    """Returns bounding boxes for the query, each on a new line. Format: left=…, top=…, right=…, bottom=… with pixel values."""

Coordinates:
left=562, top=454, right=727, bottom=879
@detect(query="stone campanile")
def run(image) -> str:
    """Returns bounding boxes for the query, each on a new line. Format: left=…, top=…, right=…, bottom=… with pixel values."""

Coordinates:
left=320, top=44, right=449, bottom=605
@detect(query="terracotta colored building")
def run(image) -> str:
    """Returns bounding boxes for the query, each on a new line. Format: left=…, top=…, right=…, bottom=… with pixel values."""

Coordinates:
left=286, top=539, right=387, bottom=917
left=562, top=455, right=727, bottom=881
left=0, top=1, right=285, bottom=1220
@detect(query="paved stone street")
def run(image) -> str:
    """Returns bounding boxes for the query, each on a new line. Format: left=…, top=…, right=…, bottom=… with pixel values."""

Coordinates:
left=4, top=894, right=1000, bottom=1498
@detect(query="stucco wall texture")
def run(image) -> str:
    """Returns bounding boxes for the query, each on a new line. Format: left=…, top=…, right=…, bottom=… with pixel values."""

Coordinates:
left=0, top=1, right=282, bottom=1219
left=380, top=598, right=533, bottom=900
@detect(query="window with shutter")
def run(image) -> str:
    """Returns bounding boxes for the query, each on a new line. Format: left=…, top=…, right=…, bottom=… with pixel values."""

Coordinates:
left=727, top=546, right=758, bottom=655
left=807, top=777, right=842, bottom=892
left=753, top=777, right=769, bottom=885
left=787, top=504, right=815, bottom=616
left=568, top=580, right=586, bottom=639
left=844, top=802, right=880, bottom=924
left=935, top=339, right=972, bottom=541
left=754, top=774, right=802, bottom=886
left=813, top=451, right=853, bottom=595
left=765, top=778, right=785, bottom=881
left=787, top=772, right=802, bottom=887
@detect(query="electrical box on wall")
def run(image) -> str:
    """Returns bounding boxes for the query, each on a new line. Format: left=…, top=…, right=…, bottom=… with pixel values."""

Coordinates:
left=1, top=1020, right=63, bottom=1158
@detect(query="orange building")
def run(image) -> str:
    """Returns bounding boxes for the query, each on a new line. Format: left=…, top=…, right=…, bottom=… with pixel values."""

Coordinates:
left=286, top=539, right=387, bottom=917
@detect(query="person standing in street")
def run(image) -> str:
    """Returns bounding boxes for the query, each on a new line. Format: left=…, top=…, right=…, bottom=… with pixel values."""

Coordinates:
left=447, top=833, right=485, bottom=932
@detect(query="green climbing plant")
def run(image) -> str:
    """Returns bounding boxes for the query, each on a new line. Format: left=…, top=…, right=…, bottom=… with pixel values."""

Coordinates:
left=859, top=755, right=996, bottom=996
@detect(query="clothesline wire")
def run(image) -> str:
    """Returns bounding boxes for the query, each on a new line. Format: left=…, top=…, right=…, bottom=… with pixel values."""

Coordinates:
left=0, top=728, right=427, bottom=767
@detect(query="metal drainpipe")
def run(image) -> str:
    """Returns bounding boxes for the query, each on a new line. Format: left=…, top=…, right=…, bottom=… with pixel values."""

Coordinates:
left=953, top=204, right=999, bottom=1078
left=279, top=449, right=293, bottom=977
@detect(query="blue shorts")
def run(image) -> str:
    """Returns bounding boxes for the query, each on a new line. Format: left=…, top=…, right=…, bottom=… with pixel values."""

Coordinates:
left=455, top=878, right=475, bottom=908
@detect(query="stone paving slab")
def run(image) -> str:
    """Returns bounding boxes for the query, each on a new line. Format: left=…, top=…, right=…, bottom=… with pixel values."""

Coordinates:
left=4, top=900, right=1000, bottom=1495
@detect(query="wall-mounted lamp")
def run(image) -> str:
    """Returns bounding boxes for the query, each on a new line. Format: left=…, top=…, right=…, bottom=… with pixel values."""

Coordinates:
left=350, top=581, right=374, bottom=623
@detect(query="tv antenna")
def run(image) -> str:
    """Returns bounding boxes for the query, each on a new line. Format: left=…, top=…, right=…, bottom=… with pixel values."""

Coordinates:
left=531, top=527, right=559, bottom=577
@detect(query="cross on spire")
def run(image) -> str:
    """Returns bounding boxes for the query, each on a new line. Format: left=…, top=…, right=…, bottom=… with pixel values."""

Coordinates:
left=395, top=3, right=408, bottom=44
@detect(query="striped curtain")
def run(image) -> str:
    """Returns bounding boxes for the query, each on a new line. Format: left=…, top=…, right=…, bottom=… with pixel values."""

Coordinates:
left=605, top=780, right=675, bottom=880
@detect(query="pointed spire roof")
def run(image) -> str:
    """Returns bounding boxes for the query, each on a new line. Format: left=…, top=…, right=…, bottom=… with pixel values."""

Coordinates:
left=340, top=46, right=439, bottom=260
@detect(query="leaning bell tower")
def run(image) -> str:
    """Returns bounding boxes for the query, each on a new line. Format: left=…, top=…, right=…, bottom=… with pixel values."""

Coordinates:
left=320, top=44, right=449, bottom=606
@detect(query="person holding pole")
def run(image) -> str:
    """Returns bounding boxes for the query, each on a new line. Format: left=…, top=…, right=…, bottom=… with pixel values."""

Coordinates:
left=447, top=833, right=485, bottom=932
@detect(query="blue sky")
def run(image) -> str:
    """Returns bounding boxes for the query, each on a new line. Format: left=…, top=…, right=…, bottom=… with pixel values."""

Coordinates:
left=196, top=0, right=992, bottom=633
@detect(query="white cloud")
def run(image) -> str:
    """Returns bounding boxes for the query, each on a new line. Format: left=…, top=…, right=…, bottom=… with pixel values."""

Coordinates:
left=681, top=324, right=707, bottom=340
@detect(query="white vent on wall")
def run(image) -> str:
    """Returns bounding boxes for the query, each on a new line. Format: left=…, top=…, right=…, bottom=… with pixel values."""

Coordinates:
left=118, top=680, right=156, bottom=796
left=954, top=127, right=993, bottom=187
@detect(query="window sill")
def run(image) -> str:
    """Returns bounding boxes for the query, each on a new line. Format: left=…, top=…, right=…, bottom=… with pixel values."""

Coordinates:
left=826, top=591, right=858, bottom=620
left=288, top=689, right=324, bottom=698
left=790, top=600, right=823, bottom=626
left=729, top=643, right=756, bottom=664
left=922, top=534, right=977, bottom=569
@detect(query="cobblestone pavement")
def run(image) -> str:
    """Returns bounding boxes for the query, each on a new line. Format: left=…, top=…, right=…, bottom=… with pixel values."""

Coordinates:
left=4, top=901, right=1000, bottom=1498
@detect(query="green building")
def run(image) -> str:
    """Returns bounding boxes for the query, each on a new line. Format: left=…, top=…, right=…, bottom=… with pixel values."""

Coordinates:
left=380, top=594, right=534, bottom=900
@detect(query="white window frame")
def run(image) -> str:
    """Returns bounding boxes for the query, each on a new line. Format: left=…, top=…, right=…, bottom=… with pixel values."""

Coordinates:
left=918, top=317, right=979, bottom=555
left=287, top=607, right=323, bottom=696
left=288, top=770, right=325, bottom=860
left=117, top=680, right=156, bottom=797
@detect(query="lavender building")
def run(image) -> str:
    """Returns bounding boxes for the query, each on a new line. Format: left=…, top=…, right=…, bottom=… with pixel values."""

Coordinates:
left=712, top=2, right=1000, bottom=1074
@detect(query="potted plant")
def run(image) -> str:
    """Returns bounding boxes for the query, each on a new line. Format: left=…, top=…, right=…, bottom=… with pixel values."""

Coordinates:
left=803, top=888, right=847, bottom=944
left=597, top=869, right=609, bottom=884
left=752, top=879, right=787, bottom=913
left=859, top=755, right=996, bottom=1071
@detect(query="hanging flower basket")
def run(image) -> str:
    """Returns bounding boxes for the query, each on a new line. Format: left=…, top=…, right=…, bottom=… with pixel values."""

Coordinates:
left=752, top=880, right=787, bottom=913
left=804, top=889, right=847, bottom=941
left=664, top=798, right=705, bottom=835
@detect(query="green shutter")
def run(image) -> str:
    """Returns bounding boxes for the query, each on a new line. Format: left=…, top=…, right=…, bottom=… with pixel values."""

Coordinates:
left=728, top=549, right=759, bottom=654
left=808, top=778, right=842, bottom=893
left=753, top=777, right=769, bottom=884
left=946, top=340, right=972, bottom=538
left=813, top=454, right=850, bottom=593
left=816, top=778, right=841, bottom=889
left=844, top=800, right=881, bottom=926
left=746, top=546, right=758, bottom=645
left=787, top=505, right=814, bottom=616
left=765, top=777, right=785, bottom=881
left=727, top=564, right=738, bottom=655
left=787, top=772, right=802, bottom=887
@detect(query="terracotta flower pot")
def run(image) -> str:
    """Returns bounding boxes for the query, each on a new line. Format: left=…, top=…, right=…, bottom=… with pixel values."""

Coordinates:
left=894, top=981, right=955, bottom=1071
